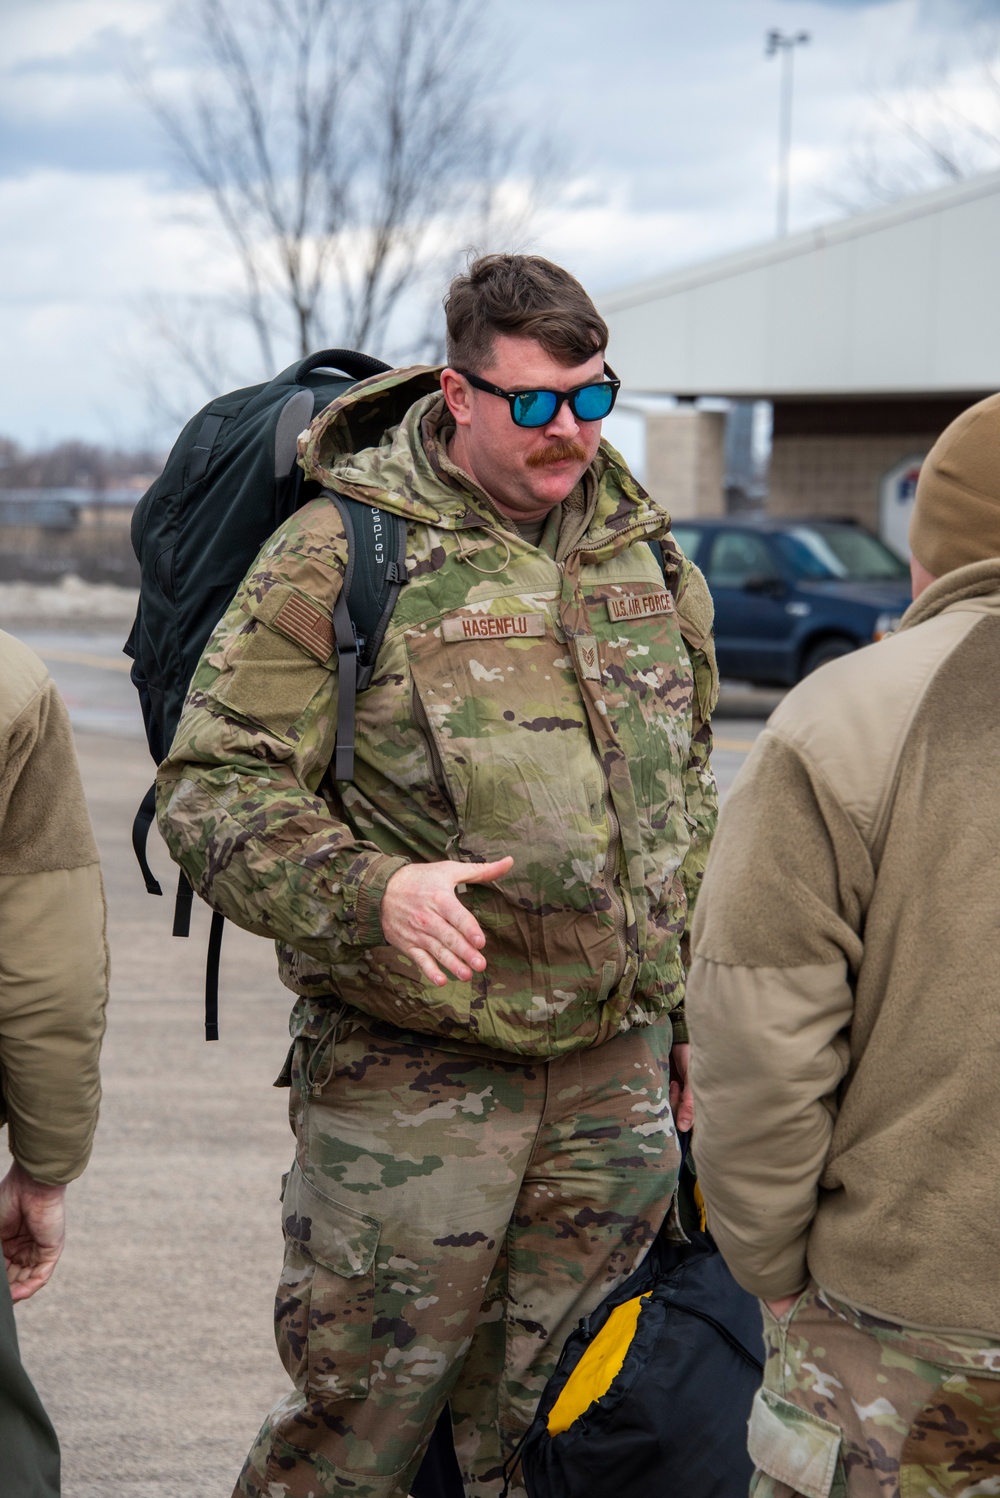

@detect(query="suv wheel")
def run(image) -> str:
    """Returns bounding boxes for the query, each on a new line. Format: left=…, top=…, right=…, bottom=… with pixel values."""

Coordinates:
left=800, top=637, right=855, bottom=679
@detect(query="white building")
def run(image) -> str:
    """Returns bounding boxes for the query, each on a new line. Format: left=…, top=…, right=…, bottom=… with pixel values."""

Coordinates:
left=600, top=170, right=1000, bottom=551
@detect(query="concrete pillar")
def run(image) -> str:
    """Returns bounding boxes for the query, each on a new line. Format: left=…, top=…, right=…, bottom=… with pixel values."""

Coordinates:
left=644, top=408, right=726, bottom=519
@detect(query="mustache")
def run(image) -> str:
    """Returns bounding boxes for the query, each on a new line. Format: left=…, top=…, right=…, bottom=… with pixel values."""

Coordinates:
left=525, top=439, right=589, bottom=469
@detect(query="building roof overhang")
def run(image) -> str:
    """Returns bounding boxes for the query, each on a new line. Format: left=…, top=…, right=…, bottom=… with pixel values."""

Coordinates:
left=599, top=171, right=1000, bottom=401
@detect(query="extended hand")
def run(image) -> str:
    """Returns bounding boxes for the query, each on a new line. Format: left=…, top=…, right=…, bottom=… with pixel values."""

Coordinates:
left=669, top=1041, right=694, bottom=1133
left=381, top=857, right=514, bottom=987
left=0, top=1161, right=67, bottom=1302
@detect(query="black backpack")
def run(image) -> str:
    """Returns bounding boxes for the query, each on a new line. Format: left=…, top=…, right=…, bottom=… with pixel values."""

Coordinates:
left=124, top=348, right=410, bottom=1038
left=513, top=1153, right=764, bottom=1498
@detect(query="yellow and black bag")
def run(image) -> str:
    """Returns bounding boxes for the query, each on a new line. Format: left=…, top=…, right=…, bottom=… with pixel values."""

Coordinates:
left=516, top=1194, right=764, bottom=1498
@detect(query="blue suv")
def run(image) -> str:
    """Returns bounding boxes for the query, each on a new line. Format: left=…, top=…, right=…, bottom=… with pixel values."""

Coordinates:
left=670, top=517, right=912, bottom=687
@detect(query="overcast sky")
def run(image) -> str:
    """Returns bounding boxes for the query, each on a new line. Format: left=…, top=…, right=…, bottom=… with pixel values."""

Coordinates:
left=2, top=0, right=998, bottom=450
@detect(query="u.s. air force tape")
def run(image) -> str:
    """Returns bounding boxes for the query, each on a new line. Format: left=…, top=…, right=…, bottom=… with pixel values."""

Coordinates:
left=606, top=590, right=673, bottom=622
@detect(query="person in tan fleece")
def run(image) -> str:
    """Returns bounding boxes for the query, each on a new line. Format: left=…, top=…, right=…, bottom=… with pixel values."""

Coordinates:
left=687, top=391, right=1000, bottom=1498
left=0, top=631, right=108, bottom=1497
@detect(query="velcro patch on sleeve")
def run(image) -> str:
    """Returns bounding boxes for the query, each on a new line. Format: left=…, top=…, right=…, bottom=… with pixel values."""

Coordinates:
left=272, top=593, right=335, bottom=663
left=442, top=613, right=546, bottom=642
left=607, top=590, right=674, bottom=622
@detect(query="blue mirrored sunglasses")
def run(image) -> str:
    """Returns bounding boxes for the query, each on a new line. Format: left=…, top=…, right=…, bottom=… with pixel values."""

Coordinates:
left=455, top=364, right=621, bottom=428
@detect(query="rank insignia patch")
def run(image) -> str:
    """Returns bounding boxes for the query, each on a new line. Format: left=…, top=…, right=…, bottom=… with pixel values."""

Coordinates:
left=576, top=635, right=601, bottom=680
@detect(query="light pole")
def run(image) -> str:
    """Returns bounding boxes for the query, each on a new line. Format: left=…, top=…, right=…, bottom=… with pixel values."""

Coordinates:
left=766, top=28, right=810, bottom=238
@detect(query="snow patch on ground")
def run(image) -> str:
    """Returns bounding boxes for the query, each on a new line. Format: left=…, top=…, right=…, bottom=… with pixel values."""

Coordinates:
left=0, top=574, right=138, bottom=626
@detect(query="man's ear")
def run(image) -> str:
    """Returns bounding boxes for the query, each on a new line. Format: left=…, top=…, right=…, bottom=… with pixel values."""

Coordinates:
left=441, top=367, right=473, bottom=428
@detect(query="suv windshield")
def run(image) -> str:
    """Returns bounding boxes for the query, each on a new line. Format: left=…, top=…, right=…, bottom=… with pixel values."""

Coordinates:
left=773, top=526, right=908, bottom=583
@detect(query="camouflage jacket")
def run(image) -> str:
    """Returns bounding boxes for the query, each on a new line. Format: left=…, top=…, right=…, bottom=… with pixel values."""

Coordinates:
left=157, top=367, right=719, bottom=1058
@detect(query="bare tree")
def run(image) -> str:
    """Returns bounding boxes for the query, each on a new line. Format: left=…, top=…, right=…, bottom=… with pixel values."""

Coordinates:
left=134, top=0, right=549, bottom=403
left=831, top=25, right=1000, bottom=212
left=0, top=436, right=161, bottom=493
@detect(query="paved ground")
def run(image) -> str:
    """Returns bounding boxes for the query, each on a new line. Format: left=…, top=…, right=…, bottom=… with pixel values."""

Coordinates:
left=1, top=631, right=780, bottom=1496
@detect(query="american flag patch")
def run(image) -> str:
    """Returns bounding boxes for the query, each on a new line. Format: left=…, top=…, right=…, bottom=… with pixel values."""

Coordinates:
left=273, top=594, right=334, bottom=662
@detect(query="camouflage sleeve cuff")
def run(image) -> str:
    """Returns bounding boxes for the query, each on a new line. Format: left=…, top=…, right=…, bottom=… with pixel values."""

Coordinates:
left=352, top=854, right=411, bottom=946
left=670, top=1006, right=689, bottom=1045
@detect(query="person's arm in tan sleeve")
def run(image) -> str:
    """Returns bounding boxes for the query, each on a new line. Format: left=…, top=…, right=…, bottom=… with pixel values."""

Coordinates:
left=0, top=674, right=109, bottom=1186
left=0, top=861, right=108, bottom=1184
left=669, top=556, right=720, bottom=1130
left=686, top=730, right=872, bottom=1301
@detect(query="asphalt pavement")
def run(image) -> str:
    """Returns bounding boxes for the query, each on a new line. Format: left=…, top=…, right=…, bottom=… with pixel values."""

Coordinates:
left=0, top=629, right=779, bottom=1496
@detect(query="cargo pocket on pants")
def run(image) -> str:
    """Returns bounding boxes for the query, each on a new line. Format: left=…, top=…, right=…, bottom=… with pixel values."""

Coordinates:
left=900, top=1373, right=1000, bottom=1498
left=277, top=1161, right=380, bottom=1401
left=747, top=1386, right=844, bottom=1498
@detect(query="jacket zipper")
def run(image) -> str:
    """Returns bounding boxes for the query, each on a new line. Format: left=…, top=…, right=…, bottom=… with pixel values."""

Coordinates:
left=572, top=517, right=666, bottom=559
left=602, top=786, right=629, bottom=987
left=557, top=537, right=641, bottom=989
left=411, top=683, right=460, bottom=828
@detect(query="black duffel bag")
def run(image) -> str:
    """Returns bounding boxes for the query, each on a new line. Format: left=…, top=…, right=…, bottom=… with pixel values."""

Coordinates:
left=515, top=1213, right=765, bottom=1498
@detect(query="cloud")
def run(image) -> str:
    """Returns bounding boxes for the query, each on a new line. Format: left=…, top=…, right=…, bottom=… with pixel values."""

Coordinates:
left=0, top=0, right=164, bottom=180
left=785, top=0, right=896, bottom=7
left=0, top=166, right=236, bottom=445
left=791, top=0, right=1000, bottom=10
left=0, top=112, right=162, bottom=181
left=1, top=0, right=162, bottom=68
left=1, top=0, right=995, bottom=442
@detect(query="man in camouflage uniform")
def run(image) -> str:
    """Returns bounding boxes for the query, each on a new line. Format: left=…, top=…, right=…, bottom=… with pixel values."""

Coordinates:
left=157, top=253, right=718, bottom=1498
left=687, top=392, right=1000, bottom=1497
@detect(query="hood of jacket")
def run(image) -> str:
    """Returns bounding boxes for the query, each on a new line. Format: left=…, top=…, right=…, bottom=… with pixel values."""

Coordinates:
left=297, top=363, right=671, bottom=556
left=897, top=556, right=1000, bottom=633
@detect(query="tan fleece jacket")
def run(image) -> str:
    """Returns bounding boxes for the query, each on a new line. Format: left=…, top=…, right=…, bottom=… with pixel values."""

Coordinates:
left=0, top=632, right=108, bottom=1184
left=688, top=560, right=1000, bottom=1335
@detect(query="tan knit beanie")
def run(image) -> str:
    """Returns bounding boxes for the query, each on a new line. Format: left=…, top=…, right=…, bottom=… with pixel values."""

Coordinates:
left=909, top=391, right=1000, bottom=576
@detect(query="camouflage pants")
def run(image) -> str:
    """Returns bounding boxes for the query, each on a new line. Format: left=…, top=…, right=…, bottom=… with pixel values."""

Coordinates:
left=234, top=1013, right=679, bottom=1498
left=750, top=1282, right=1000, bottom=1497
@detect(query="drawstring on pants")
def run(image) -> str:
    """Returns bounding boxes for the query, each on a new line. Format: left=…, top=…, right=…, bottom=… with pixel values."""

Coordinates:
left=304, top=1004, right=347, bottom=1098
left=499, top=1425, right=531, bottom=1498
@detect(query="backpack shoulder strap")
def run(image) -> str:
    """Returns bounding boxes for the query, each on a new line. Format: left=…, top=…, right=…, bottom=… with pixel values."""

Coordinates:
left=326, top=492, right=408, bottom=782
left=131, top=781, right=164, bottom=897
left=647, top=536, right=667, bottom=586
left=649, top=535, right=720, bottom=719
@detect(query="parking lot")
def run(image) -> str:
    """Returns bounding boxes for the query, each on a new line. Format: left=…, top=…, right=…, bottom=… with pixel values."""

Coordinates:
left=2, top=630, right=778, bottom=1497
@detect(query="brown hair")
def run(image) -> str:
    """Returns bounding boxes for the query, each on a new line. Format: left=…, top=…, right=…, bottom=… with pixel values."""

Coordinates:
left=444, top=253, right=608, bottom=372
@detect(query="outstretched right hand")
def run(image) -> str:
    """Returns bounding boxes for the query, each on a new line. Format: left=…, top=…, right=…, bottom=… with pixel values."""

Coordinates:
left=381, top=857, right=513, bottom=987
